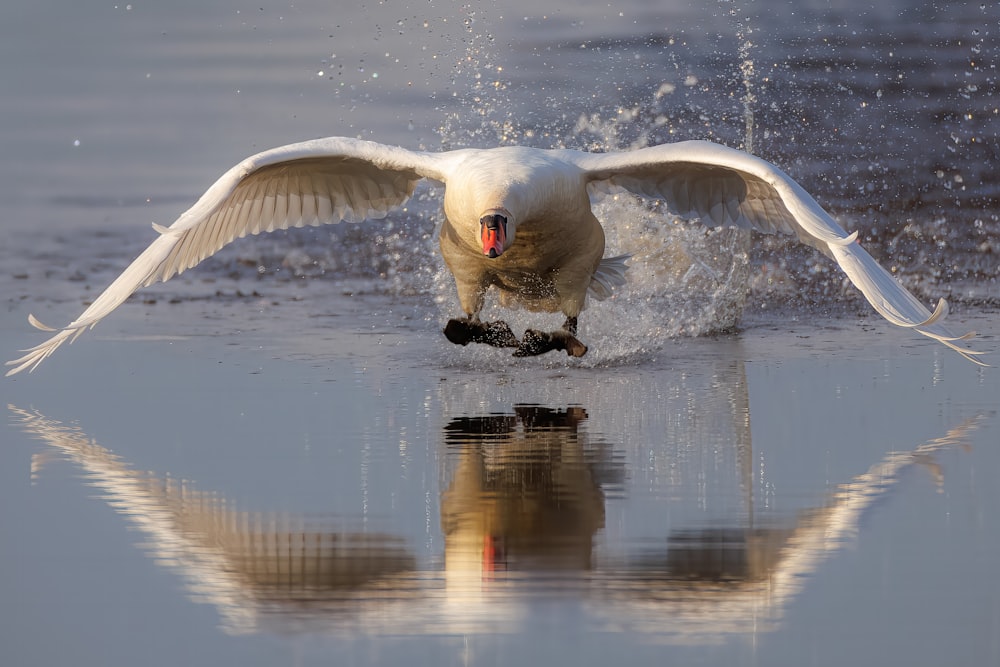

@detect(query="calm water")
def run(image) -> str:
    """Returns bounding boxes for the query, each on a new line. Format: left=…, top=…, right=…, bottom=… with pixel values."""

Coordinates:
left=2, top=1, right=999, bottom=666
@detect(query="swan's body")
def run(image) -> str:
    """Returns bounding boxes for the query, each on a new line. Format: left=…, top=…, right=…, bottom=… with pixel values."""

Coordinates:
left=6, top=137, right=985, bottom=374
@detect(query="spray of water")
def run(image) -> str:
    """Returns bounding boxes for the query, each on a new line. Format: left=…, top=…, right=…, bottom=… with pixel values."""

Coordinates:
left=413, top=7, right=763, bottom=366
left=734, top=6, right=756, bottom=155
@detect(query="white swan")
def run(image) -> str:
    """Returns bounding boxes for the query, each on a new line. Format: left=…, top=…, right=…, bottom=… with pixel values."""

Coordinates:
left=5, top=137, right=985, bottom=375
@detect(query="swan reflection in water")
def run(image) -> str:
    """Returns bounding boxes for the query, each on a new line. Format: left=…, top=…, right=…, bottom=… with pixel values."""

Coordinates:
left=9, top=403, right=983, bottom=641
left=441, top=406, right=622, bottom=581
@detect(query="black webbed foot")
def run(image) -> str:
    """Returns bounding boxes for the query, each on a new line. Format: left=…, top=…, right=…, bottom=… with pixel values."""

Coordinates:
left=444, top=318, right=520, bottom=348
left=512, top=328, right=587, bottom=358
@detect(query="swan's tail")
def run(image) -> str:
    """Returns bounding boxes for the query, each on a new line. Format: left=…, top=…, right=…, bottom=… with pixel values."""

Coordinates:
left=588, top=253, right=631, bottom=300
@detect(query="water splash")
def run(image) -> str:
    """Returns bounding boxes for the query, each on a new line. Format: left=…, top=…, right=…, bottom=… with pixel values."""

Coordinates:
left=436, top=5, right=523, bottom=149
left=433, top=11, right=762, bottom=361
left=733, top=3, right=756, bottom=154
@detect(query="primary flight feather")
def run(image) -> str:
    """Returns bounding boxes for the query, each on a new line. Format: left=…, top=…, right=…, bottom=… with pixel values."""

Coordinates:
left=6, top=137, right=985, bottom=375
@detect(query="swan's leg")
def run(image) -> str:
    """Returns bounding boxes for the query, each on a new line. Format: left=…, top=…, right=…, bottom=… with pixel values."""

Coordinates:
left=509, top=237, right=597, bottom=358
left=512, top=240, right=594, bottom=359
left=513, top=316, right=587, bottom=358
left=443, top=271, right=521, bottom=349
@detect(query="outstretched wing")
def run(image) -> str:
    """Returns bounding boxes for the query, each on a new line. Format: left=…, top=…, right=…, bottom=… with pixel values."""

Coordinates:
left=7, top=137, right=452, bottom=375
left=563, top=140, right=985, bottom=365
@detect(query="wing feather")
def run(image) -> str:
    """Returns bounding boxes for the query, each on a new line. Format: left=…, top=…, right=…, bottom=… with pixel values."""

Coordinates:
left=7, top=137, right=451, bottom=375
left=301, top=182, right=318, bottom=226
left=272, top=173, right=289, bottom=232
left=314, top=175, right=333, bottom=223
left=563, top=140, right=984, bottom=363
left=244, top=178, right=267, bottom=236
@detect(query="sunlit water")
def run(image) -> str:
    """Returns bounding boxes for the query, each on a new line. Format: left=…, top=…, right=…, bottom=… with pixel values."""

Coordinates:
left=2, top=1, right=999, bottom=666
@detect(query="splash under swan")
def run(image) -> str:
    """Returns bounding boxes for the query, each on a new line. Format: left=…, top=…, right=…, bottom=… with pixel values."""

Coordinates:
left=6, top=138, right=985, bottom=374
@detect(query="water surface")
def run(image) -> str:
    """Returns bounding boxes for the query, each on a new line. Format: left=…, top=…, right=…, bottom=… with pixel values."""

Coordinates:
left=1, top=1, right=998, bottom=666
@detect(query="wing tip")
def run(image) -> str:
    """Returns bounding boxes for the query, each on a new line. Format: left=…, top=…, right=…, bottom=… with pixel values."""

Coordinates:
left=907, top=300, right=990, bottom=366
left=6, top=326, right=82, bottom=377
left=942, top=340, right=991, bottom=367
left=27, top=313, right=56, bottom=332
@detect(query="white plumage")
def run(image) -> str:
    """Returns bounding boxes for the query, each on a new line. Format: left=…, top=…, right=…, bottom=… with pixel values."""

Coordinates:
left=6, top=137, right=984, bottom=374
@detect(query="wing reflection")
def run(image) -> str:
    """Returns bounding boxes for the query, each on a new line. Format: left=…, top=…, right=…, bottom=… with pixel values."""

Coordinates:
left=584, top=420, right=983, bottom=641
left=8, top=405, right=421, bottom=635
left=9, top=403, right=983, bottom=641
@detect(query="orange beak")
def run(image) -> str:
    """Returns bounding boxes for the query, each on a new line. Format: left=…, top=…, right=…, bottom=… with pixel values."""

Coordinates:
left=480, top=214, right=507, bottom=258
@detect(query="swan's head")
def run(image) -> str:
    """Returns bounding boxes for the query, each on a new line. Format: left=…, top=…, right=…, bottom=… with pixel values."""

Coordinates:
left=479, top=208, right=514, bottom=258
